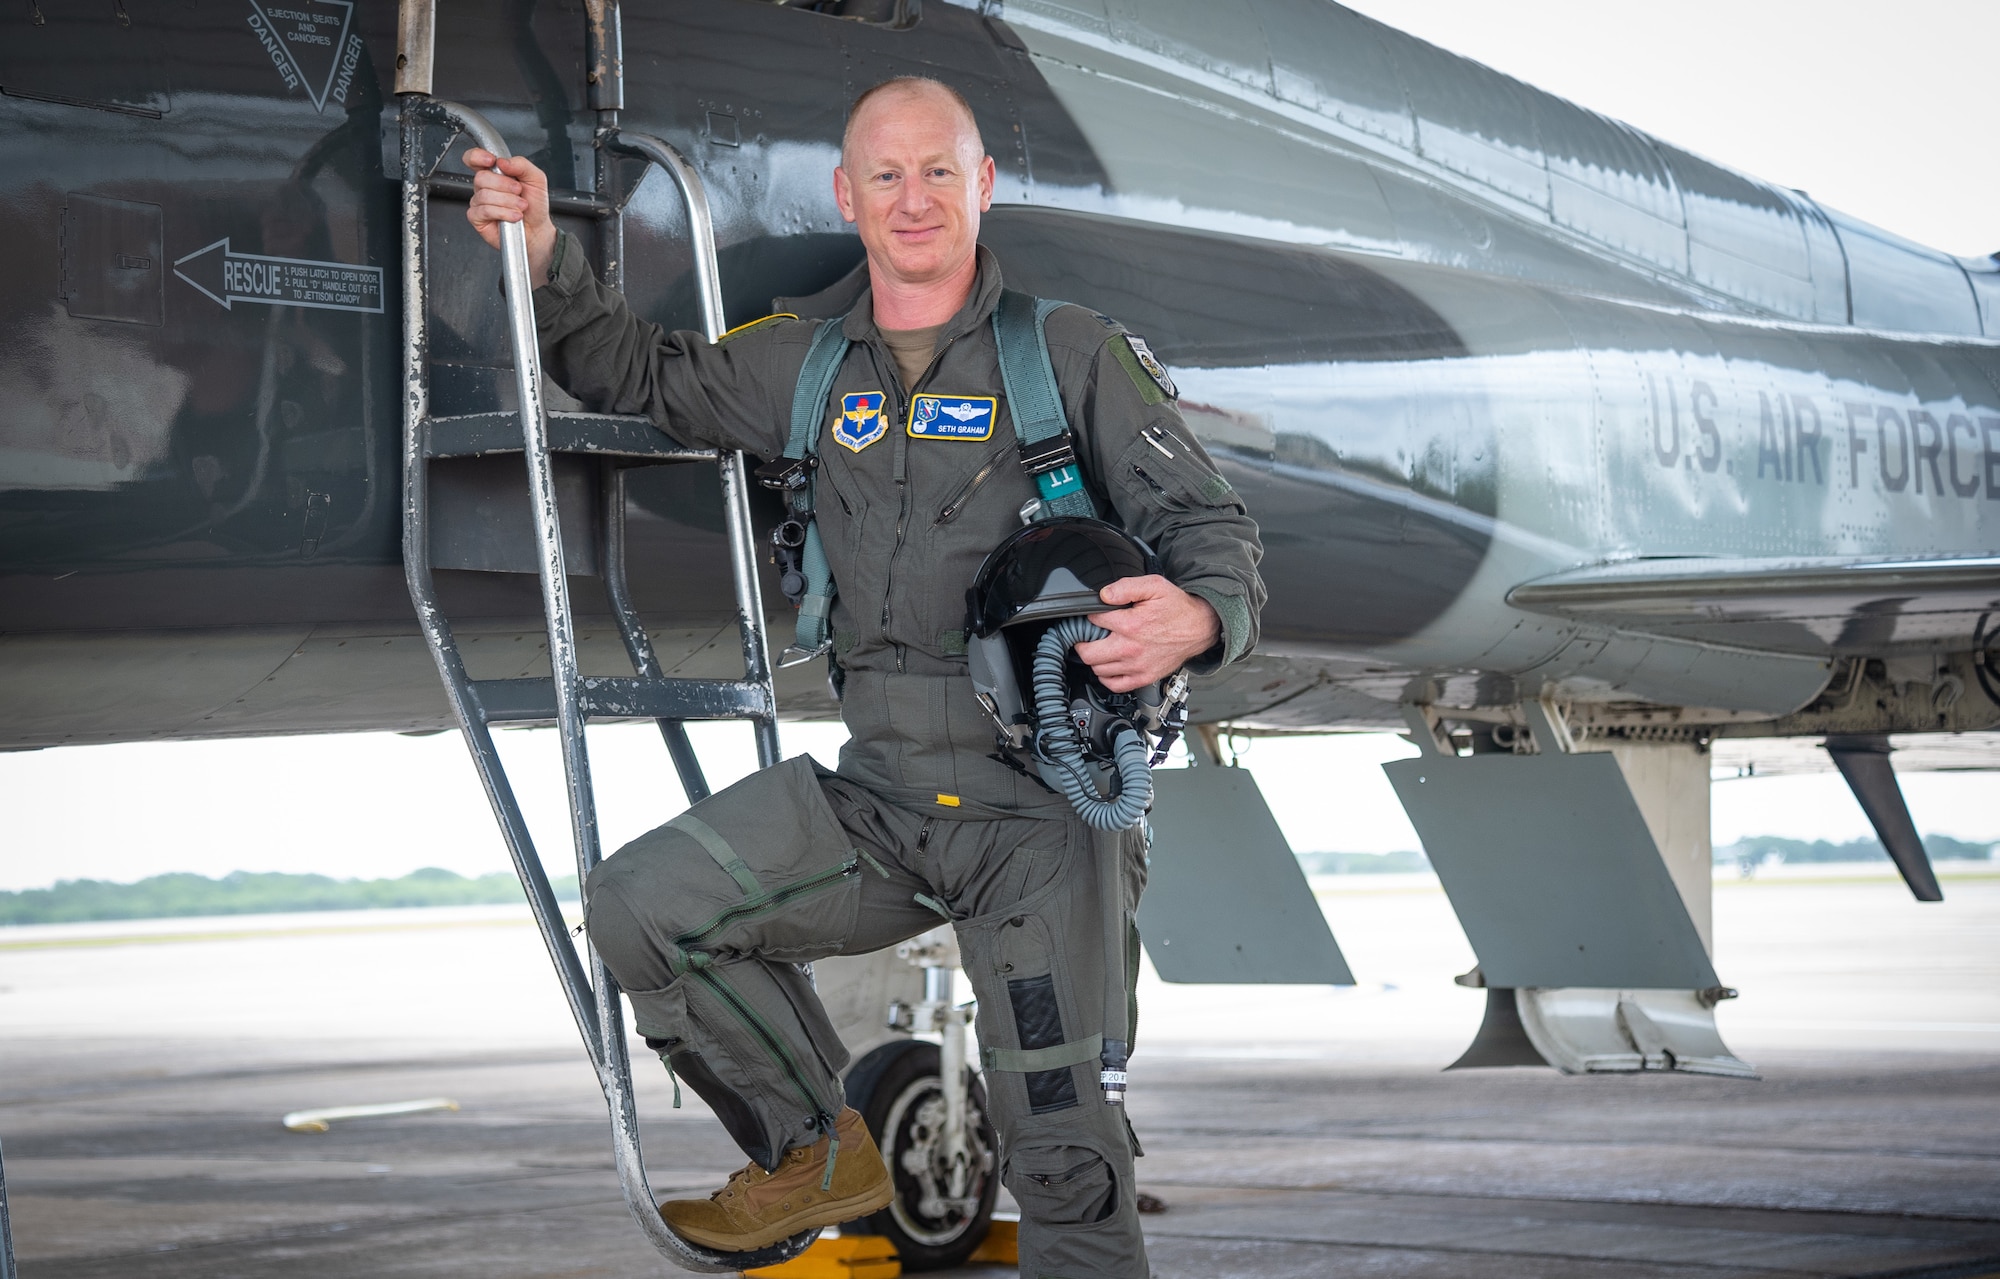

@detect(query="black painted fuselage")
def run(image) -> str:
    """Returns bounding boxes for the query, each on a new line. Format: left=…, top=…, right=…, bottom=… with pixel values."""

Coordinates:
left=4, top=0, right=1997, bottom=748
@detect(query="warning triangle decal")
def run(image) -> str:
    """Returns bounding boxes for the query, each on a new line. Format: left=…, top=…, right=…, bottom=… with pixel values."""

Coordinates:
left=246, top=0, right=356, bottom=112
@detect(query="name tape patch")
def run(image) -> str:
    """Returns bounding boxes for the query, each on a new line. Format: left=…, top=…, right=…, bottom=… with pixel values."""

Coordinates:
left=834, top=391, right=888, bottom=452
left=908, top=394, right=997, bottom=441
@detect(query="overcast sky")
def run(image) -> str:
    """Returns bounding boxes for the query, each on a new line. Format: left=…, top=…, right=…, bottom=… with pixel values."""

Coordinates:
left=1, top=722, right=1993, bottom=893
left=4, top=4, right=1998, bottom=893
left=1339, top=0, right=2000, bottom=257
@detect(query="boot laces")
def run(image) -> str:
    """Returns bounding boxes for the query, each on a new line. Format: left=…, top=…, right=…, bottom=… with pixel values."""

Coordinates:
left=714, top=1159, right=770, bottom=1202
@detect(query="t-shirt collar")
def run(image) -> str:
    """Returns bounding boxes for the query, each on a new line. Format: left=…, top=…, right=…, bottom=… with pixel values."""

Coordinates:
left=842, top=244, right=1005, bottom=347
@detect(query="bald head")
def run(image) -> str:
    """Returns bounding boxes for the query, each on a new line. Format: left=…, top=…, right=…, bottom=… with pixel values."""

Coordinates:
left=833, top=75, right=996, bottom=321
left=842, top=77, right=985, bottom=171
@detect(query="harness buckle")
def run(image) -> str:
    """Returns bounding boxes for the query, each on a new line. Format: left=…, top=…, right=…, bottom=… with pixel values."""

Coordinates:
left=777, top=640, right=834, bottom=668
left=1015, top=432, right=1079, bottom=478
left=754, top=455, right=816, bottom=492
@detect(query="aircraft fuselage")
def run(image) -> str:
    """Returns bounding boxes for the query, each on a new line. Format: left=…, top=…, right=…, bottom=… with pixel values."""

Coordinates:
left=4, top=0, right=1997, bottom=748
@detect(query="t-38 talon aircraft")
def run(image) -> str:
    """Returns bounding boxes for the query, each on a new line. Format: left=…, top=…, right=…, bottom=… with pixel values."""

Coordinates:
left=5, top=0, right=1997, bottom=1269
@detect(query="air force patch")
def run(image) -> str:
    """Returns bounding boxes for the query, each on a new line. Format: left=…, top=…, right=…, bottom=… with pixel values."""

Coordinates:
left=833, top=391, right=888, bottom=452
left=907, top=394, right=997, bottom=441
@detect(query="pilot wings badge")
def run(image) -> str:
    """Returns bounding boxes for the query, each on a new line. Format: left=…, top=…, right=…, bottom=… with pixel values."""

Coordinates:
left=907, top=393, right=997, bottom=441
left=1123, top=335, right=1177, bottom=399
left=834, top=391, right=888, bottom=452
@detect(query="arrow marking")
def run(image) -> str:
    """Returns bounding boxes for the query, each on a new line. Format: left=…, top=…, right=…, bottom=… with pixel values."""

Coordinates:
left=172, top=238, right=384, bottom=314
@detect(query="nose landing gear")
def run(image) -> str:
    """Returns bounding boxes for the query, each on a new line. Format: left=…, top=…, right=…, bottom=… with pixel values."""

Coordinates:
left=842, top=1037, right=1000, bottom=1271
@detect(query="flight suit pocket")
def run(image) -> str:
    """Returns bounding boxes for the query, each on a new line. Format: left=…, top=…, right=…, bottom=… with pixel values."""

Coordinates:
left=1000, top=845, right=1060, bottom=912
left=933, top=438, right=1016, bottom=525
left=616, top=754, right=863, bottom=963
left=679, top=859, right=861, bottom=964
left=984, top=900, right=1059, bottom=984
left=1114, top=430, right=1241, bottom=513
left=816, top=461, right=867, bottom=612
left=1006, top=1140, right=1119, bottom=1227
left=959, top=877, right=1088, bottom=1119
left=618, top=976, right=690, bottom=1045
left=1007, top=972, right=1079, bottom=1114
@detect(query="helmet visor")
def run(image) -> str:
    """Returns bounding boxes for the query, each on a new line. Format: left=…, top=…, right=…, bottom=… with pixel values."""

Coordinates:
left=968, top=517, right=1158, bottom=636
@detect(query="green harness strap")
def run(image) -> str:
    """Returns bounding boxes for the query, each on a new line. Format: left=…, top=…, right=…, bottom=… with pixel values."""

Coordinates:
left=992, top=290, right=1100, bottom=520
left=779, top=293, right=1098, bottom=660
left=668, top=813, right=759, bottom=897
left=780, top=316, right=853, bottom=662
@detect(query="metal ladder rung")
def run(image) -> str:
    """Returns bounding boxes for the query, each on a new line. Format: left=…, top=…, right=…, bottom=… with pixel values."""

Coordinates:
left=420, top=171, right=619, bottom=219
left=472, top=675, right=773, bottom=724
left=424, top=410, right=713, bottom=461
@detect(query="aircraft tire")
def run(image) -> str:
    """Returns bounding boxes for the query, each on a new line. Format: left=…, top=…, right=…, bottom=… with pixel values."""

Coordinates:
left=841, top=1039, right=998, bottom=1271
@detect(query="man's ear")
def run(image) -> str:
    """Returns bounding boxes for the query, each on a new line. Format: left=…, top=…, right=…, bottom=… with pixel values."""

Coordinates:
left=833, top=165, right=857, bottom=224
left=976, top=154, right=995, bottom=212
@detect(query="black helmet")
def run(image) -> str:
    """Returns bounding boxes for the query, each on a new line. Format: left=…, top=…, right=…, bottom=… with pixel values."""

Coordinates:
left=966, top=517, right=1159, bottom=638
left=964, top=518, right=1188, bottom=827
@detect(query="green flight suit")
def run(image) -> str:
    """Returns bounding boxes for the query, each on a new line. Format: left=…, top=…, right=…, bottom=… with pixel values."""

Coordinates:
left=533, top=232, right=1265, bottom=1278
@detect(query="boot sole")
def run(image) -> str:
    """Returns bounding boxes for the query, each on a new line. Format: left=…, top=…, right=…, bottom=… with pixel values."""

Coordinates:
left=662, top=1176, right=896, bottom=1254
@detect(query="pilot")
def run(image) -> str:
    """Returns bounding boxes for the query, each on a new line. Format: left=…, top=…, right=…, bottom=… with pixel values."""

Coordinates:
left=464, top=76, right=1263, bottom=1276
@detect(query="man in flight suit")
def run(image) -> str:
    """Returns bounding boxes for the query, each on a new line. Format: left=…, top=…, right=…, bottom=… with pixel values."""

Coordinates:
left=465, top=76, right=1263, bottom=1276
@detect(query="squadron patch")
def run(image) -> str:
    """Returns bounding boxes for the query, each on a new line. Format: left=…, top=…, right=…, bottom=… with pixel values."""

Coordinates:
left=907, top=394, right=997, bottom=441
left=834, top=391, right=888, bottom=452
left=1122, top=335, right=1177, bottom=400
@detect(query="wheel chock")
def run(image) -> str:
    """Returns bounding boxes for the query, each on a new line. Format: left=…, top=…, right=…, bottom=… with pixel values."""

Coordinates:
left=744, top=1234, right=899, bottom=1279
left=967, top=1217, right=1019, bottom=1264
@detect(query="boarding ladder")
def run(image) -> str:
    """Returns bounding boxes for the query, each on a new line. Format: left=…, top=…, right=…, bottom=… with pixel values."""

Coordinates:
left=1, top=1135, right=15, bottom=1279
left=392, top=3, right=814, bottom=1270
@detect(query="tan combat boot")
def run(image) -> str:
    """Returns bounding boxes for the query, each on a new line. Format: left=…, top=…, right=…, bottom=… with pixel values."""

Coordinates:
left=660, top=1107, right=894, bottom=1252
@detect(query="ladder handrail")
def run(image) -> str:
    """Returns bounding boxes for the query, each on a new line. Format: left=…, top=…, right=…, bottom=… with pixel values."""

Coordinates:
left=397, top=97, right=812, bottom=1273
left=397, top=105, right=605, bottom=1073
left=447, top=102, right=607, bottom=914
left=607, top=131, right=726, bottom=339
left=1, top=1135, right=16, bottom=1279
left=608, top=128, right=782, bottom=771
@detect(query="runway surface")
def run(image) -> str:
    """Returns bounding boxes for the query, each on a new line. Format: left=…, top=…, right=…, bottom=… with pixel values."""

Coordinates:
left=3, top=869, right=1997, bottom=1277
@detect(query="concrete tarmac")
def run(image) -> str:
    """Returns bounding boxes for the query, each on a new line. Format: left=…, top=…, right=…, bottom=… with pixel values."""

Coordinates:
left=3, top=870, right=1997, bottom=1277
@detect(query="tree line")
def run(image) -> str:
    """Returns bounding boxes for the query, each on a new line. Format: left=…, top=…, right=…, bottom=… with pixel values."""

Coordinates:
left=0, top=867, right=582, bottom=927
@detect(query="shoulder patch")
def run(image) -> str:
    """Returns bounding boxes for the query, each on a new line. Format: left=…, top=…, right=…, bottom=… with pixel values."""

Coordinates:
left=1110, top=333, right=1175, bottom=405
left=833, top=391, right=888, bottom=452
left=1124, top=335, right=1176, bottom=399
left=714, top=312, right=798, bottom=346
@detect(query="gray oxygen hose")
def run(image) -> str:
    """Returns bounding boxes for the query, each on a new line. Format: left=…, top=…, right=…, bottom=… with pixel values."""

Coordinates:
left=1032, top=617, right=1153, bottom=831
left=1031, top=618, right=1141, bottom=1106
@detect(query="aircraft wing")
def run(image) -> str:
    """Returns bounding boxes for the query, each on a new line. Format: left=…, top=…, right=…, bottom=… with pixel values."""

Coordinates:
left=1507, top=555, right=2000, bottom=652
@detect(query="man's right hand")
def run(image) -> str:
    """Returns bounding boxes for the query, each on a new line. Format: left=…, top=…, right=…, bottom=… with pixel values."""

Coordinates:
left=464, top=148, right=558, bottom=283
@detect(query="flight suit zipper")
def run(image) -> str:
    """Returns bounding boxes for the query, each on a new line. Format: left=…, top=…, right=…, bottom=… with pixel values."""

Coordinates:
left=935, top=439, right=1014, bottom=525
left=1132, top=463, right=1169, bottom=499
left=672, top=858, right=862, bottom=948
left=876, top=333, right=961, bottom=671
left=688, top=967, right=827, bottom=1118
left=670, top=859, right=864, bottom=1122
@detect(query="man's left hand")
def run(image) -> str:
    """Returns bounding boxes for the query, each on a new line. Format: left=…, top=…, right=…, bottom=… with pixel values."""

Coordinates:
left=1076, top=576, right=1220, bottom=693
